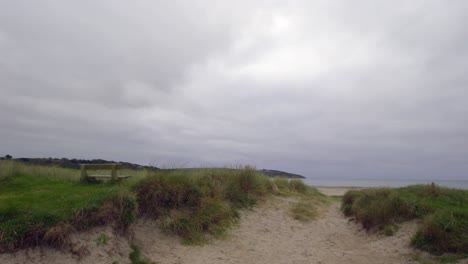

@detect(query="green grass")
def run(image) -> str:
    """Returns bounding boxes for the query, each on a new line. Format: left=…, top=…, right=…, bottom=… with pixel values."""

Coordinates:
left=0, top=160, right=149, bottom=182
left=135, top=169, right=328, bottom=243
left=0, top=161, right=327, bottom=252
left=134, top=167, right=272, bottom=244
left=96, top=233, right=109, bottom=245
left=129, top=245, right=156, bottom=264
left=290, top=201, right=318, bottom=222
left=272, top=179, right=329, bottom=223
left=341, top=184, right=468, bottom=255
left=0, top=160, right=80, bottom=181
left=411, top=253, right=468, bottom=264
left=0, top=161, right=138, bottom=252
left=273, top=178, right=327, bottom=199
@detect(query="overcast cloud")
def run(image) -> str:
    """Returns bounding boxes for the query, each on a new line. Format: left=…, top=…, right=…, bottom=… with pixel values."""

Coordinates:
left=1, top=0, right=467, bottom=180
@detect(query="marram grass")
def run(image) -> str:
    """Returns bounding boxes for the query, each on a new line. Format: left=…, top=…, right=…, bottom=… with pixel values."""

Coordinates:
left=341, top=184, right=468, bottom=254
left=0, top=161, right=325, bottom=250
left=134, top=168, right=318, bottom=243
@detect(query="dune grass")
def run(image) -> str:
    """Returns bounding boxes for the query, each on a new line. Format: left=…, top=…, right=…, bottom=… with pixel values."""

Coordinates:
left=134, top=167, right=272, bottom=243
left=270, top=178, right=329, bottom=222
left=273, top=178, right=327, bottom=199
left=0, top=161, right=326, bottom=251
left=134, top=170, right=328, bottom=243
left=290, top=201, right=318, bottom=222
left=129, top=245, right=157, bottom=264
left=341, top=184, right=468, bottom=254
left=411, top=253, right=468, bottom=264
left=268, top=178, right=329, bottom=222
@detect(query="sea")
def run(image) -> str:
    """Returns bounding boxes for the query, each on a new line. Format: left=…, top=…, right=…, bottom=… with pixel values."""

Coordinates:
left=303, top=178, right=468, bottom=190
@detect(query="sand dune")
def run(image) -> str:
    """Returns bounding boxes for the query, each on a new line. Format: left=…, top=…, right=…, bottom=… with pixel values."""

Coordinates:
left=0, top=199, right=410, bottom=263
left=2, top=193, right=465, bottom=264
left=134, top=197, right=417, bottom=264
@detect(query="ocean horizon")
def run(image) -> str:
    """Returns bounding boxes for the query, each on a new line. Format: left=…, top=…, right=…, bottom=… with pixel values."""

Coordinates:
left=303, top=177, right=468, bottom=190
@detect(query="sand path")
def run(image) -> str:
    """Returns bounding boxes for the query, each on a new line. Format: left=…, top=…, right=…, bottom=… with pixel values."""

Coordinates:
left=0, top=194, right=421, bottom=264
left=134, top=196, right=417, bottom=264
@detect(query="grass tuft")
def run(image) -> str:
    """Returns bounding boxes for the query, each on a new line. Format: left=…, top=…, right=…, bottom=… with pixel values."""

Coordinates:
left=290, top=201, right=318, bottom=222
left=383, top=224, right=398, bottom=236
left=129, top=245, right=156, bottom=264
left=96, top=233, right=109, bottom=246
left=43, top=223, right=75, bottom=248
left=412, top=209, right=468, bottom=254
left=341, top=185, right=468, bottom=254
left=289, top=179, right=308, bottom=194
left=135, top=167, right=271, bottom=243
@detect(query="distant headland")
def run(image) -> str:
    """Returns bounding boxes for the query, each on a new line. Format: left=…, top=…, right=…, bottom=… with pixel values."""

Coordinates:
left=259, top=169, right=305, bottom=179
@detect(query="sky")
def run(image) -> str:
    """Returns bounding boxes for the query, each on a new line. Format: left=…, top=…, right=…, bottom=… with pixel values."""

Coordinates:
left=1, top=1, right=467, bottom=180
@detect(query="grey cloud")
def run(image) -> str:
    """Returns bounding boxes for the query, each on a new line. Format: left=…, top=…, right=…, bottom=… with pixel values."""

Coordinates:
left=0, top=0, right=238, bottom=107
left=1, top=0, right=467, bottom=180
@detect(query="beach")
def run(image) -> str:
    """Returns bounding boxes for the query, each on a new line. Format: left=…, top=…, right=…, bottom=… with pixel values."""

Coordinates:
left=315, top=186, right=362, bottom=196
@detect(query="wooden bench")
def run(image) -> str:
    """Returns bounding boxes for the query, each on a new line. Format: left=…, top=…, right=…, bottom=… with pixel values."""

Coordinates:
left=80, top=163, right=131, bottom=183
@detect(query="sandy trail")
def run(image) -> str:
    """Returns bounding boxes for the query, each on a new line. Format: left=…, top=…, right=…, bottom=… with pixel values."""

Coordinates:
left=1, top=194, right=424, bottom=264
left=315, top=187, right=361, bottom=196
left=135, top=197, right=417, bottom=264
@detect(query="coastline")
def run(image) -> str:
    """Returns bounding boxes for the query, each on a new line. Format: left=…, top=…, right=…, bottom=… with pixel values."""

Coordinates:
left=304, top=178, right=468, bottom=190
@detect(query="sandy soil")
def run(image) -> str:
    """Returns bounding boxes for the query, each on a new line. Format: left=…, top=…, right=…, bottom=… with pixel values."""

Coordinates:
left=134, top=197, right=417, bottom=264
left=0, top=225, right=132, bottom=264
left=2, top=194, right=466, bottom=264
left=316, top=187, right=361, bottom=196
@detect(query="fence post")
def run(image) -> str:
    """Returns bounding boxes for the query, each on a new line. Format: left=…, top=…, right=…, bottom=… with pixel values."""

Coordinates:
left=111, top=165, right=117, bottom=181
left=80, top=165, right=88, bottom=183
